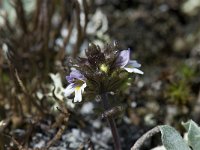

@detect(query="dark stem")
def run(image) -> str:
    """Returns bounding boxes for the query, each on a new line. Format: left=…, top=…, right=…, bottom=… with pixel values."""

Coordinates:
left=101, top=93, right=121, bottom=150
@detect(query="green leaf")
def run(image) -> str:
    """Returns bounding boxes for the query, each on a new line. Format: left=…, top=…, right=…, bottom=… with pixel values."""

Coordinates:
left=159, top=125, right=191, bottom=150
left=182, top=120, right=200, bottom=150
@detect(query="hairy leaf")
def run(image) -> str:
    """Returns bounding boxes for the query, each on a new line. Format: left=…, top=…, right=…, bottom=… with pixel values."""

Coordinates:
left=182, top=120, right=200, bottom=150
left=159, top=125, right=190, bottom=150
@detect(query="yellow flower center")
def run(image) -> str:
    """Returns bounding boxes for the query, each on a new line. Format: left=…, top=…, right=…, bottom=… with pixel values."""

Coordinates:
left=75, top=86, right=81, bottom=90
left=100, top=64, right=108, bottom=73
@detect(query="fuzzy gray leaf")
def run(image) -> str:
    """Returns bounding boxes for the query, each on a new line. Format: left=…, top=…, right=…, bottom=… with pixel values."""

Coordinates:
left=182, top=120, right=200, bottom=150
left=159, top=125, right=191, bottom=150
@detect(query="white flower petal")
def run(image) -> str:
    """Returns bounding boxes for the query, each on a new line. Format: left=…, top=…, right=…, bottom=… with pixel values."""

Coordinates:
left=124, top=67, right=144, bottom=74
left=81, top=83, right=87, bottom=92
left=74, top=88, right=82, bottom=102
left=127, top=60, right=141, bottom=68
left=64, top=83, right=75, bottom=97
left=74, top=83, right=87, bottom=102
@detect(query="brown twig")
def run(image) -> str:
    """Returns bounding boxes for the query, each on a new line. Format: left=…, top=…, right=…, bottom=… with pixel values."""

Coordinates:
left=14, top=69, right=45, bottom=115
left=0, top=12, right=14, bottom=33
left=33, top=0, right=41, bottom=31
left=23, top=122, right=35, bottom=148
left=15, top=96, right=24, bottom=117
left=44, top=87, right=70, bottom=149
left=63, top=19, right=74, bottom=47
left=52, top=0, right=68, bottom=44
left=73, top=0, right=82, bottom=58
left=131, top=126, right=160, bottom=150
left=39, top=0, right=53, bottom=74
left=6, top=134, right=25, bottom=150
left=46, top=106, right=69, bottom=149
left=14, top=69, right=26, bottom=92
left=46, top=124, right=66, bottom=149
left=14, top=0, right=28, bottom=33
left=82, top=0, right=89, bottom=37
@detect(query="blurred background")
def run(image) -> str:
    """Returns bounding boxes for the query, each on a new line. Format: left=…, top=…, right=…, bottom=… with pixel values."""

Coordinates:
left=0, top=0, right=200, bottom=149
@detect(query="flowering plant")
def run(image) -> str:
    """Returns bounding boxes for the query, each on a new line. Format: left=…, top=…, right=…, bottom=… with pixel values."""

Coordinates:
left=64, top=42, right=143, bottom=150
left=64, top=43, right=143, bottom=102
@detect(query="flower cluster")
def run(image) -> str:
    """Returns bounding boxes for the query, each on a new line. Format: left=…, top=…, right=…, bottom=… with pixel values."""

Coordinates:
left=64, top=43, right=143, bottom=102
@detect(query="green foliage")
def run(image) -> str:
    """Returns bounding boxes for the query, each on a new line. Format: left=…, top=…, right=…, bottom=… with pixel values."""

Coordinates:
left=166, top=63, right=196, bottom=105
left=167, top=81, right=190, bottom=104
left=179, top=64, right=196, bottom=81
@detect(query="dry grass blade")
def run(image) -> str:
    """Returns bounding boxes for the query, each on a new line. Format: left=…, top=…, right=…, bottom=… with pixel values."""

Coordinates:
left=14, top=69, right=27, bottom=93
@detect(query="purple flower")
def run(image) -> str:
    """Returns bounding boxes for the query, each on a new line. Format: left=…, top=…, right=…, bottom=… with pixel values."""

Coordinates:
left=64, top=69, right=87, bottom=102
left=116, top=48, right=143, bottom=74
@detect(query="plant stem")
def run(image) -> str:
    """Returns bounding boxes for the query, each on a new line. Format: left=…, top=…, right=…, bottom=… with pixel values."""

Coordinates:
left=101, top=93, right=121, bottom=150
left=131, top=126, right=160, bottom=150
